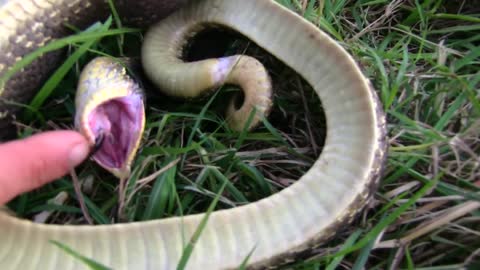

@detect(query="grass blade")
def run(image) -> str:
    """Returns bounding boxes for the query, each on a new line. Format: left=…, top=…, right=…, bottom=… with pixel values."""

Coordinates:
left=51, top=241, right=112, bottom=270
left=176, top=167, right=229, bottom=270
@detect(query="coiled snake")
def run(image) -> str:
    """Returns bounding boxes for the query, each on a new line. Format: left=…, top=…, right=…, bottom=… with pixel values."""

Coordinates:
left=0, top=0, right=387, bottom=269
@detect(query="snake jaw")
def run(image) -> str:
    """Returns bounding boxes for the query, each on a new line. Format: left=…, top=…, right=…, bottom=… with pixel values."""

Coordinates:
left=88, top=95, right=145, bottom=179
left=75, top=57, right=146, bottom=179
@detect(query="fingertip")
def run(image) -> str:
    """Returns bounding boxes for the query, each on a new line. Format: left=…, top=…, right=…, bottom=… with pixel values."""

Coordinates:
left=68, top=139, right=91, bottom=168
left=0, top=130, right=91, bottom=204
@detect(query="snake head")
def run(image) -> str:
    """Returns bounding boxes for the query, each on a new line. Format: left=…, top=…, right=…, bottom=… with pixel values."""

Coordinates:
left=75, top=57, right=145, bottom=179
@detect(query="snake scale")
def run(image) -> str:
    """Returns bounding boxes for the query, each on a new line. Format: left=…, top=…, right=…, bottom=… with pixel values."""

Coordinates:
left=0, top=0, right=387, bottom=269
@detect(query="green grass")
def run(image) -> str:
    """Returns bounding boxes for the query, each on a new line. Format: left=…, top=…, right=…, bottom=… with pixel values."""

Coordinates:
left=4, top=0, right=480, bottom=269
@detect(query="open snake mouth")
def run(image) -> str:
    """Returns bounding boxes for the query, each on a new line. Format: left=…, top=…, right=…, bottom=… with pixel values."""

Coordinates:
left=88, top=94, right=144, bottom=170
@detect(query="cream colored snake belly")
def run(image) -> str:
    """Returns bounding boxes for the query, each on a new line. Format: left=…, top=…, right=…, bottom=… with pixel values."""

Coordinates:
left=0, top=0, right=387, bottom=269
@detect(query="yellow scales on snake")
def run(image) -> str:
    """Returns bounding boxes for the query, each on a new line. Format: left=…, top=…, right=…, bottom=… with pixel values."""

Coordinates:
left=0, top=0, right=387, bottom=269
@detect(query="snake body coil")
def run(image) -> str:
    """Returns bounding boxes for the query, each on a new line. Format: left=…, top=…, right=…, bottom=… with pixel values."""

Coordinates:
left=0, top=0, right=387, bottom=269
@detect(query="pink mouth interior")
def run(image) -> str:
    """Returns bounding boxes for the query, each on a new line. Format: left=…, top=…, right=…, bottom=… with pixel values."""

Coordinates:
left=88, top=95, right=143, bottom=169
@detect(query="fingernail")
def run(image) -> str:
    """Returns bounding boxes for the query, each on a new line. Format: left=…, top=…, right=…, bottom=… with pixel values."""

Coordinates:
left=68, top=142, right=90, bottom=167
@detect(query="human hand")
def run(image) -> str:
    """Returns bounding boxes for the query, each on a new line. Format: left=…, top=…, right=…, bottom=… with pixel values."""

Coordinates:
left=0, top=131, right=90, bottom=205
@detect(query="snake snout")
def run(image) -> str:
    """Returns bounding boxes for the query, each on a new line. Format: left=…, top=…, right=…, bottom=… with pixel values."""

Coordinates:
left=75, top=57, right=146, bottom=179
